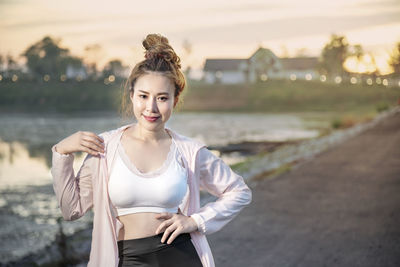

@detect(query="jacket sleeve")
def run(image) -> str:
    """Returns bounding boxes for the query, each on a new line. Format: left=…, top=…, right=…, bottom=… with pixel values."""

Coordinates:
left=190, top=146, right=252, bottom=235
left=50, top=144, right=97, bottom=221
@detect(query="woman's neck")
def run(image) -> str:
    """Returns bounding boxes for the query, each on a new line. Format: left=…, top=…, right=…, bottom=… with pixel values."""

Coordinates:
left=130, top=123, right=170, bottom=144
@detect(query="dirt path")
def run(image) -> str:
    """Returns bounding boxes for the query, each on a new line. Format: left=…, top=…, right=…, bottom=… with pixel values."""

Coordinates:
left=208, top=109, right=400, bottom=267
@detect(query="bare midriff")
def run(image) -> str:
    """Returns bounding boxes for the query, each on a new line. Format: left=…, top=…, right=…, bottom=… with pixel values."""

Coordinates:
left=117, top=212, right=177, bottom=241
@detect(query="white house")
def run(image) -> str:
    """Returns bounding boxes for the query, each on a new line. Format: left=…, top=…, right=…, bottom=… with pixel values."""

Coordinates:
left=278, top=57, right=320, bottom=80
left=202, top=46, right=320, bottom=84
left=202, top=59, right=248, bottom=84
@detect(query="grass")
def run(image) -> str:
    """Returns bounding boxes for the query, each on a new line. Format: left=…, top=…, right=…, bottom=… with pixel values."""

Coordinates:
left=231, top=149, right=272, bottom=174
left=1, top=78, right=399, bottom=116
left=0, top=79, right=122, bottom=113
left=183, top=79, right=400, bottom=131
left=183, top=79, right=400, bottom=114
left=250, top=162, right=294, bottom=182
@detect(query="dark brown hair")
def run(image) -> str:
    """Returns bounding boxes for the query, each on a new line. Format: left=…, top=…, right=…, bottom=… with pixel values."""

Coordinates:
left=120, top=33, right=186, bottom=120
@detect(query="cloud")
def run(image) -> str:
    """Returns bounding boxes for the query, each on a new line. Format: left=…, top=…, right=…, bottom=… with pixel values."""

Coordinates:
left=175, top=10, right=400, bottom=43
left=346, top=0, right=400, bottom=8
left=2, top=14, right=150, bottom=29
left=203, top=3, right=283, bottom=13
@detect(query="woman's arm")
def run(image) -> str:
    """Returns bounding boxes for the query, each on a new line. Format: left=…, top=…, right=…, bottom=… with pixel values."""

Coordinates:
left=51, top=144, right=98, bottom=221
left=190, top=147, right=252, bottom=235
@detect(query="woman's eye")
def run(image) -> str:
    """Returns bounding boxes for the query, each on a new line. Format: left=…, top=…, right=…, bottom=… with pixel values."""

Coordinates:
left=138, top=95, right=167, bottom=101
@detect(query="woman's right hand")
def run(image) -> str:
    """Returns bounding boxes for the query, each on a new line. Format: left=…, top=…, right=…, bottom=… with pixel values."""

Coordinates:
left=54, top=131, right=105, bottom=156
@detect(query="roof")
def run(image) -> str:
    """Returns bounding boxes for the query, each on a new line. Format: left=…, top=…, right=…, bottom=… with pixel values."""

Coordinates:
left=202, top=47, right=319, bottom=72
left=203, top=59, right=247, bottom=71
left=249, top=47, right=277, bottom=59
left=280, top=57, right=319, bottom=70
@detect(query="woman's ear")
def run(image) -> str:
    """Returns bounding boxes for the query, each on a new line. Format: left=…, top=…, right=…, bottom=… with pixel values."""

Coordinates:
left=130, top=90, right=134, bottom=103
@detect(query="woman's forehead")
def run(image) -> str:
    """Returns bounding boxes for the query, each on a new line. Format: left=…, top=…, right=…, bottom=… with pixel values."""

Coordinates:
left=134, top=73, right=174, bottom=94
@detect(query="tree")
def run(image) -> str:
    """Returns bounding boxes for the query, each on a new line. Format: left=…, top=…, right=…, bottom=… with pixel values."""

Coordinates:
left=84, top=44, right=104, bottom=79
left=346, top=44, right=364, bottom=74
left=182, top=39, right=192, bottom=56
left=6, top=54, right=18, bottom=71
left=0, top=54, right=4, bottom=72
left=350, top=44, right=364, bottom=61
left=367, top=52, right=378, bottom=75
left=102, top=59, right=127, bottom=78
left=295, top=47, right=309, bottom=57
left=4, top=54, right=21, bottom=77
left=279, top=44, right=289, bottom=58
left=21, top=36, right=83, bottom=80
left=319, top=34, right=349, bottom=77
left=388, top=42, right=400, bottom=75
left=182, top=39, right=192, bottom=76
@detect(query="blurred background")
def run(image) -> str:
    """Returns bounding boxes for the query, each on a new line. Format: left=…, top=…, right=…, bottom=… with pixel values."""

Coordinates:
left=0, top=0, right=400, bottom=265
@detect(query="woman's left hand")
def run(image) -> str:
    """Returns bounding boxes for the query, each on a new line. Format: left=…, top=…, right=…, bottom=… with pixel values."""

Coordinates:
left=155, top=209, right=198, bottom=244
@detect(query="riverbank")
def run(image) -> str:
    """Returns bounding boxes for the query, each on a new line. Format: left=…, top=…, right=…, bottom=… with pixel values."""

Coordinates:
left=231, top=105, right=400, bottom=184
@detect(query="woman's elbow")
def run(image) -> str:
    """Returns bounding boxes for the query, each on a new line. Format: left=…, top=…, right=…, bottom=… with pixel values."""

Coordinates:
left=245, top=186, right=252, bottom=205
left=236, top=184, right=252, bottom=206
left=62, top=213, right=74, bottom=221
left=62, top=212, right=82, bottom=221
left=60, top=206, right=83, bottom=221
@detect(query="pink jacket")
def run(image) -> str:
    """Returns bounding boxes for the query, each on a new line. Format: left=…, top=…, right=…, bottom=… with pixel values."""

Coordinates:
left=51, top=123, right=252, bottom=267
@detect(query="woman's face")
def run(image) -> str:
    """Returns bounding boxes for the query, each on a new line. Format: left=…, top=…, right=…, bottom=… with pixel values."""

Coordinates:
left=130, top=72, right=175, bottom=132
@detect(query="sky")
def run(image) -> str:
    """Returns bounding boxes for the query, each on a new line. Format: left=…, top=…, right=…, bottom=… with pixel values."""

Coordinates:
left=1, top=0, right=399, bottom=75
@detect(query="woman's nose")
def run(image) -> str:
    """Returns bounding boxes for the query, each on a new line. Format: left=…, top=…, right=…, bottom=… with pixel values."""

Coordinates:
left=146, top=97, right=158, bottom=112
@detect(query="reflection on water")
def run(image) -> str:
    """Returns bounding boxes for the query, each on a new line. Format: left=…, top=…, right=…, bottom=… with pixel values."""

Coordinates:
left=0, top=185, right=92, bottom=261
left=0, top=140, right=88, bottom=188
left=0, top=111, right=329, bottom=263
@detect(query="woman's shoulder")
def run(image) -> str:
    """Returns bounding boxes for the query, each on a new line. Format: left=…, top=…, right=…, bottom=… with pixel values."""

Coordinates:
left=98, top=124, right=131, bottom=143
left=167, top=127, right=207, bottom=149
left=98, top=128, right=118, bottom=141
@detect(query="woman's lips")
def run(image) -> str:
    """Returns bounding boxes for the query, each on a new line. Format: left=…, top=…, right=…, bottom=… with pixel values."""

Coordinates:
left=143, top=115, right=160, bottom=122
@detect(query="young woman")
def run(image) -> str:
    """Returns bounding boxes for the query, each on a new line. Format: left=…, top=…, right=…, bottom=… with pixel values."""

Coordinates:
left=51, top=33, right=252, bottom=267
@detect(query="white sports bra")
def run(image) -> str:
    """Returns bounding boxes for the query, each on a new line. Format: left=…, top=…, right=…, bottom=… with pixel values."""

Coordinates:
left=108, top=137, right=188, bottom=217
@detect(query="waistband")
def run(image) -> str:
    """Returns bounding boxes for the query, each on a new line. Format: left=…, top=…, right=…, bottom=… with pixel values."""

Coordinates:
left=118, top=232, right=192, bottom=256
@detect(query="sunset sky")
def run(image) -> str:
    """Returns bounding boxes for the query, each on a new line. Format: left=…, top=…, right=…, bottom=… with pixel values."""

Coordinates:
left=1, top=0, right=399, bottom=75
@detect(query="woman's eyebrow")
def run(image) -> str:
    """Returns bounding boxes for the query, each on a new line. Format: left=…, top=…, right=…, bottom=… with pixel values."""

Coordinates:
left=138, top=90, right=169, bottom=96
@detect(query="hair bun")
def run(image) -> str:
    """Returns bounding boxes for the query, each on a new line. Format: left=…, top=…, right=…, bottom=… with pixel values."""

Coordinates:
left=142, top=33, right=181, bottom=69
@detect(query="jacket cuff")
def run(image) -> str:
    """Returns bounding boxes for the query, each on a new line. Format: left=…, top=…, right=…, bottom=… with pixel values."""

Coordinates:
left=52, top=144, right=74, bottom=160
left=190, top=213, right=206, bottom=234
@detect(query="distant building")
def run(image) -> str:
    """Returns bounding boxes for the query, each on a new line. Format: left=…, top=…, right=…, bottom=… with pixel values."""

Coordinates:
left=202, top=46, right=320, bottom=84
left=279, top=57, right=320, bottom=80
left=203, top=59, right=248, bottom=84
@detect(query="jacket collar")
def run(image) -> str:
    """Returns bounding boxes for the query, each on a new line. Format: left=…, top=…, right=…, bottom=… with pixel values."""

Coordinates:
left=103, top=122, right=179, bottom=176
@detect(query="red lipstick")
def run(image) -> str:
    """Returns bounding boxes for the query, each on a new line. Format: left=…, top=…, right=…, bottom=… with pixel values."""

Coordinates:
left=143, top=115, right=160, bottom=122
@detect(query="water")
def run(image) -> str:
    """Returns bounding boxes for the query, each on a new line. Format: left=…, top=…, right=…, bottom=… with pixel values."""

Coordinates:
left=0, top=111, right=330, bottom=263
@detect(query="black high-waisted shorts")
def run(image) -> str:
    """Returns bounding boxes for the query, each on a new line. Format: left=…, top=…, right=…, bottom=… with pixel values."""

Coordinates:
left=117, top=232, right=203, bottom=267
